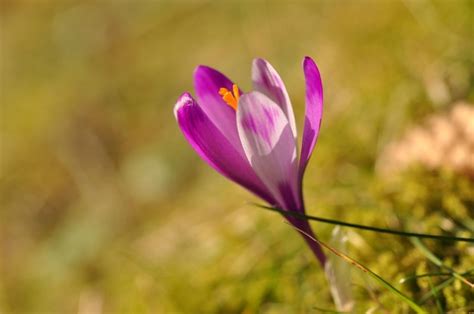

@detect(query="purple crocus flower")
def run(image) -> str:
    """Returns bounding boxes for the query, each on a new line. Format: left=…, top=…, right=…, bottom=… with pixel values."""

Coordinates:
left=174, top=57, right=326, bottom=267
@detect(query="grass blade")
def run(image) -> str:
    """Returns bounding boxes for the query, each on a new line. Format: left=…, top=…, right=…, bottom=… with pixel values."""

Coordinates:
left=287, top=223, right=427, bottom=314
left=410, top=237, right=474, bottom=288
left=419, top=276, right=454, bottom=304
left=399, top=269, right=473, bottom=283
left=254, top=204, right=474, bottom=243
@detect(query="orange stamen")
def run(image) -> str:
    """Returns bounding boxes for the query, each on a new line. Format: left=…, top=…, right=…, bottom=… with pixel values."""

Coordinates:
left=219, top=84, right=240, bottom=110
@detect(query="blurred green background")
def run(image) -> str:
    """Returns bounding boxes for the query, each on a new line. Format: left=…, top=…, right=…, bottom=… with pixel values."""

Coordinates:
left=1, top=0, right=473, bottom=312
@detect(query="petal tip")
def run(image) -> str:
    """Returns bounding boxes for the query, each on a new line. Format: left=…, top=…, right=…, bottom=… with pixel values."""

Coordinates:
left=193, top=65, right=222, bottom=83
left=303, top=56, right=317, bottom=69
left=303, top=57, right=322, bottom=85
left=193, top=65, right=208, bottom=78
left=174, top=92, right=194, bottom=119
left=252, top=57, right=274, bottom=71
left=252, top=57, right=267, bottom=65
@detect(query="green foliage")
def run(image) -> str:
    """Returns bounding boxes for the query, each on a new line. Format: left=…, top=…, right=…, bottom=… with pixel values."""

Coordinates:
left=375, top=169, right=474, bottom=311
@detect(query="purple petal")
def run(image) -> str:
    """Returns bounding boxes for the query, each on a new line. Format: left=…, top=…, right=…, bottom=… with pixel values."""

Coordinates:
left=252, top=58, right=297, bottom=138
left=174, top=92, right=275, bottom=204
left=299, top=56, right=323, bottom=178
left=193, top=65, right=242, bottom=149
left=236, top=91, right=301, bottom=210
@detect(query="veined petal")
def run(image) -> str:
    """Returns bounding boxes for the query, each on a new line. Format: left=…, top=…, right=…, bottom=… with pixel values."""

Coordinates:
left=174, top=92, right=275, bottom=203
left=193, top=65, right=242, bottom=149
left=299, top=56, right=323, bottom=178
left=252, top=58, right=297, bottom=138
left=237, top=91, right=300, bottom=210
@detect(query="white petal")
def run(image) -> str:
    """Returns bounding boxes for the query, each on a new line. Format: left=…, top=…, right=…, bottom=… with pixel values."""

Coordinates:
left=252, top=58, right=297, bottom=139
left=237, top=91, right=300, bottom=210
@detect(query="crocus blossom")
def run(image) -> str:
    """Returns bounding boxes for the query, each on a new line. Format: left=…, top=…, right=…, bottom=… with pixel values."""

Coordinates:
left=174, top=57, right=325, bottom=266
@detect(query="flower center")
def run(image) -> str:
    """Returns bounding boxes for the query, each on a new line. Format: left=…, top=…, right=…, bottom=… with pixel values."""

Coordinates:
left=219, top=84, right=240, bottom=110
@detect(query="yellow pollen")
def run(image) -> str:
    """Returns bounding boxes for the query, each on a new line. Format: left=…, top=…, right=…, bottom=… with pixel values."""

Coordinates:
left=218, top=84, right=240, bottom=110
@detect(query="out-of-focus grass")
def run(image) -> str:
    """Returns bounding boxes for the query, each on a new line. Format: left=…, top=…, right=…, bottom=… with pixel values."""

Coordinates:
left=1, top=0, right=473, bottom=312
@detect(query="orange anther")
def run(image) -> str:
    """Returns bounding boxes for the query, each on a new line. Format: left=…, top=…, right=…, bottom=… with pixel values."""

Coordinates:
left=219, top=84, right=240, bottom=110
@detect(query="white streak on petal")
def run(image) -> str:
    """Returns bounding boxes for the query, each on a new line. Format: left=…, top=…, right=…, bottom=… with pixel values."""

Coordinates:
left=237, top=91, right=299, bottom=209
left=252, top=58, right=297, bottom=139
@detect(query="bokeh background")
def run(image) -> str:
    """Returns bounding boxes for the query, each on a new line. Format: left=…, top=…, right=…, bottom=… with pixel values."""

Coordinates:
left=1, top=0, right=473, bottom=312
